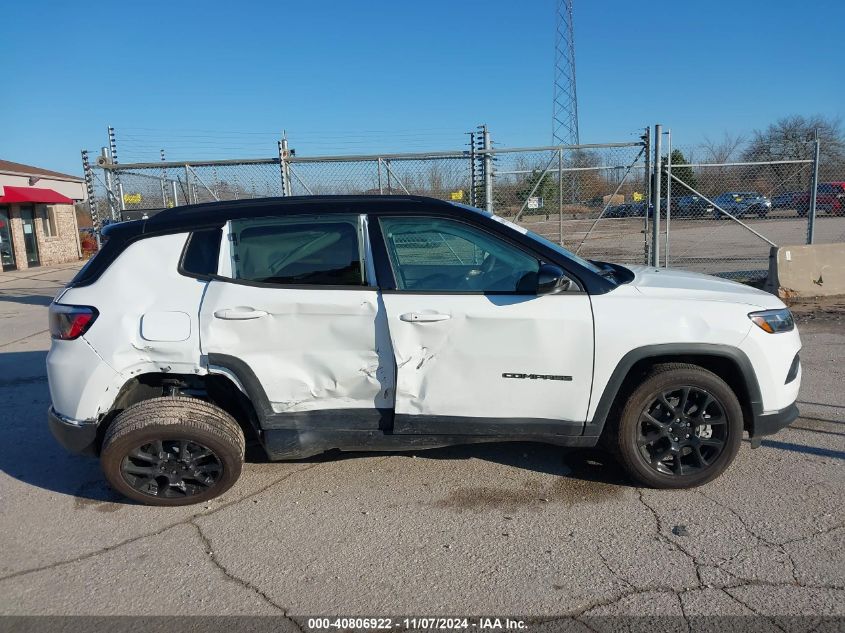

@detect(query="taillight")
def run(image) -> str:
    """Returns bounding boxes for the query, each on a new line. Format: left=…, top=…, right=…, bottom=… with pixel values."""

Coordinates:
left=49, top=304, right=99, bottom=340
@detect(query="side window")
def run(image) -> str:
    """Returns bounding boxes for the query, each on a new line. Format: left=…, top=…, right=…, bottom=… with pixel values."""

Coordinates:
left=379, top=216, right=540, bottom=293
left=181, top=228, right=222, bottom=277
left=40, top=205, right=59, bottom=237
left=225, top=215, right=366, bottom=286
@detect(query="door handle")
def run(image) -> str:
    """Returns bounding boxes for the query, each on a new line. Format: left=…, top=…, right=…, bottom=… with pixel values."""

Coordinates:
left=213, top=307, right=269, bottom=320
left=399, top=312, right=451, bottom=323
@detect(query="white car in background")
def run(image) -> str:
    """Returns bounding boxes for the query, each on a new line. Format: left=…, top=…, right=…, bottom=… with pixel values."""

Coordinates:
left=47, top=196, right=801, bottom=506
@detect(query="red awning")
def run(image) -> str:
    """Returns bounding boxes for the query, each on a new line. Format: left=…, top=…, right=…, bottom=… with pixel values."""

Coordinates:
left=0, top=186, right=74, bottom=204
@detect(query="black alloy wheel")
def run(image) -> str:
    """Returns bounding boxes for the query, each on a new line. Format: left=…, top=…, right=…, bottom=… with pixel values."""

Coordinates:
left=637, top=386, right=727, bottom=477
left=121, top=439, right=223, bottom=499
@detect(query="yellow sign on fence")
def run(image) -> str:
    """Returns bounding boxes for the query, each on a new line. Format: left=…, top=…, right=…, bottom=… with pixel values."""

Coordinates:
left=123, top=193, right=142, bottom=205
left=632, top=191, right=644, bottom=202
left=450, top=190, right=464, bottom=201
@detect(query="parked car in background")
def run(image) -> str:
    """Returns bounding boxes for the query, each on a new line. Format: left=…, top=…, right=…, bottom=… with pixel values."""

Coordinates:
left=771, top=192, right=802, bottom=210
left=605, top=203, right=638, bottom=218
left=793, top=182, right=845, bottom=216
left=626, top=202, right=647, bottom=217
left=675, top=195, right=713, bottom=218
left=712, top=192, right=772, bottom=219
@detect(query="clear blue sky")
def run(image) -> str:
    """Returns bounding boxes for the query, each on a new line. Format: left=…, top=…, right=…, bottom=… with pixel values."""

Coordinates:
left=2, top=0, right=842, bottom=176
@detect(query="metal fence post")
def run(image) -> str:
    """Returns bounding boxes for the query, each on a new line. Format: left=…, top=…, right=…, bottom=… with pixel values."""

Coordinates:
left=280, top=137, right=292, bottom=197
left=160, top=149, right=168, bottom=207
left=664, top=128, right=672, bottom=267
left=81, top=150, right=100, bottom=249
left=642, top=127, right=651, bottom=265
left=277, top=140, right=287, bottom=196
left=558, top=147, right=564, bottom=245
left=651, top=124, right=662, bottom=267
left=468, top=132, right=477, bottom=207
left=807, top=129, right=821, bottom=244
left=184, top=165, right=193, bottom=204
left=101, top=147, right=116, bottom=220
left=108, top=126, right=125, bottom=216
left=482, top=125, right=493, bottom=213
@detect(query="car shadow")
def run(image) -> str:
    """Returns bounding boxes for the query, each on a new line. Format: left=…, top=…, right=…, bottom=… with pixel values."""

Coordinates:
left=0, top=350, right=122, bottom=503
left=0, top=292, right=55, bottom=307
left=292, top=441, right=634, bottom=489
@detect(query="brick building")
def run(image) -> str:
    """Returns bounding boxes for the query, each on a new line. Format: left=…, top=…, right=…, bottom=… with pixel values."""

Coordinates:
left=0, top=160, right=85, bottom=271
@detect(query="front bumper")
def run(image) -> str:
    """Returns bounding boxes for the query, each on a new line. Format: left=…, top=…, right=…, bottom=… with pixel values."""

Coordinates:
left=750, top=402, right=799, bottom=446
left=48, top=407, right=99, bottom=456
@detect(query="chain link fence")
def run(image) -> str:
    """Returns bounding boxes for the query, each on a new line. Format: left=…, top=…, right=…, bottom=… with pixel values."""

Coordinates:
left=83, top=126, right=844, bottom=282
left=661, top=134, right=844, bottom=282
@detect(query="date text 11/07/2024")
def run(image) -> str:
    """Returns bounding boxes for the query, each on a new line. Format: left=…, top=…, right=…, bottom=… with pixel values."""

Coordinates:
left=306, top=617, right=528, bottom=630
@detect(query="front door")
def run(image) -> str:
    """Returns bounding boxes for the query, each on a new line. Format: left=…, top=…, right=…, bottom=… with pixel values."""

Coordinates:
left=373, top=215, right=594, bottom=436
left=198, top=213, right=394, bottom=430
left=19, top=206, right=40, bottom=267
left=0, top=206, right=16, bottom=271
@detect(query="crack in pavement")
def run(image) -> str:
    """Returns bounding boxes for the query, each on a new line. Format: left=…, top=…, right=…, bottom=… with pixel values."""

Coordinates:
left=722, top=587, right=789, bottom=632
left=694, top=488, right=805, bottom=584
left=0, top=329, right=49, bottom=349
left=189, top=519, right=291, bottom=619
left=676, top=591, right=692, bottom=633
left=0, top=461, right=326, bottom=583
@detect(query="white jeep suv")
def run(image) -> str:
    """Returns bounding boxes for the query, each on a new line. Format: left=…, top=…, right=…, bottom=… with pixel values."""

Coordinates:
left=47, top=196, right=801, bottom=506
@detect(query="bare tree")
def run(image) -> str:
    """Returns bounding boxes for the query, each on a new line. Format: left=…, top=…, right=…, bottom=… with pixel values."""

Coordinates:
left=742, top=115, right=845, bottom=189
left=702, top=132, right=746, bottom=163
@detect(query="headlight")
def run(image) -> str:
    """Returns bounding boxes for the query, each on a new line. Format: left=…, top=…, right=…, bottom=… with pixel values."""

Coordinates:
left=748, top=308, right=794, bottom=333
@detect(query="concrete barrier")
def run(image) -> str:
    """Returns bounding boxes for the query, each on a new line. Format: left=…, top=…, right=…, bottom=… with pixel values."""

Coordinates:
left=765, top=242, right=845, bottom=298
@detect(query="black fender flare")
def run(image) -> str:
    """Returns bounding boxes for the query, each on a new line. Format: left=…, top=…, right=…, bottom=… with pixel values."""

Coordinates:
left=583, top=343, right=763, bottom=437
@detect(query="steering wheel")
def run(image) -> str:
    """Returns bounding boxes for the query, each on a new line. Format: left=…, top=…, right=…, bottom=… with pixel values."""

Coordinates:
left=463, top=253, right=497, bottom=290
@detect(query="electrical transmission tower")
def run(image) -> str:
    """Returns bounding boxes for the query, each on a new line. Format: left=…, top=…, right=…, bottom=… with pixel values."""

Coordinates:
left=552, top=0, right=579, bottom=146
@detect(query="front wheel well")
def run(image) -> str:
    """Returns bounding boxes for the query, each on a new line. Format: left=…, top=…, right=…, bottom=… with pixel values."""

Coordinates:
left=602, top=354, right=755, bottom=435
left=95, top=372, right=260, bottom=450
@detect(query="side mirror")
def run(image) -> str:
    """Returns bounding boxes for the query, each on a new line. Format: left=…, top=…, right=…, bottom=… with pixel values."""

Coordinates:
left=537, top=263, right=570, bottom=295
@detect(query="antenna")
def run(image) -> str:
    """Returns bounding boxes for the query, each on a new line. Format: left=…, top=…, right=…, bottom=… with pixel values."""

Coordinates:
left=552, top=0, right=579, bottom=146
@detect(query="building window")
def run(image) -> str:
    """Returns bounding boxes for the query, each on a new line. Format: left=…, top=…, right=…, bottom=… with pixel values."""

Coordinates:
left=40, top=205, right=59, bottom=238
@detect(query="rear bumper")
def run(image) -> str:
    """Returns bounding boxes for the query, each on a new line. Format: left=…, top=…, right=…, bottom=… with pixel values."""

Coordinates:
left=751, top=402, right=799, bottom=439
left=48, top=406, right=99, bottom=456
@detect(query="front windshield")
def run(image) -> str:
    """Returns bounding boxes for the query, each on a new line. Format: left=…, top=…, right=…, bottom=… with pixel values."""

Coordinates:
left=447, top=202, right=610, bottom=277
left=523, top=228, right=608, bottom=275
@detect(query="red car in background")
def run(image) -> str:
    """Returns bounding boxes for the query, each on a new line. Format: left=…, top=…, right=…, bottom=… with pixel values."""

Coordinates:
left=795, top=182, right=845, bottom=216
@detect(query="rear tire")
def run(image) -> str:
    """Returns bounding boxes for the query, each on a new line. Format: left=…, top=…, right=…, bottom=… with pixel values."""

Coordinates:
left=100, top=397, right=245, bottom=506
left=612, top=363, right=743, bottom=489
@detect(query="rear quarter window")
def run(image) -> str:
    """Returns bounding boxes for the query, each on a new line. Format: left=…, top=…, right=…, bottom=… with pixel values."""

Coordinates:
left=180, top=228, right=223, bottom=277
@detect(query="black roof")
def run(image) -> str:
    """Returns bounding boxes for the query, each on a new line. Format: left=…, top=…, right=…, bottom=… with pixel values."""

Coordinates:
left=104, top=195, right=463, bottom=241
left=151, top=194, right=457, bottom=225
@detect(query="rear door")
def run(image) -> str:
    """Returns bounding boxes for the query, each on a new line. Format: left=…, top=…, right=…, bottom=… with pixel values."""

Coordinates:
left=198, top=213, right=394, bottom=429
left=372, top=214, right=594, bottom=436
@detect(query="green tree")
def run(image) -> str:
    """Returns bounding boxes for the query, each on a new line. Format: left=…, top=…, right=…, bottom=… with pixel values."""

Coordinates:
left=516, top=168, right=558, bottom=214
left=662, top=149, right=696, bottom=197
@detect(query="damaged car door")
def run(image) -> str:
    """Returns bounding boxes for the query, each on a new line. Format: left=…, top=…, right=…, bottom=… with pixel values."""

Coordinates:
left=198, top=213, right=394, bottom=429
left=373, top=215, right=594, bottom=436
